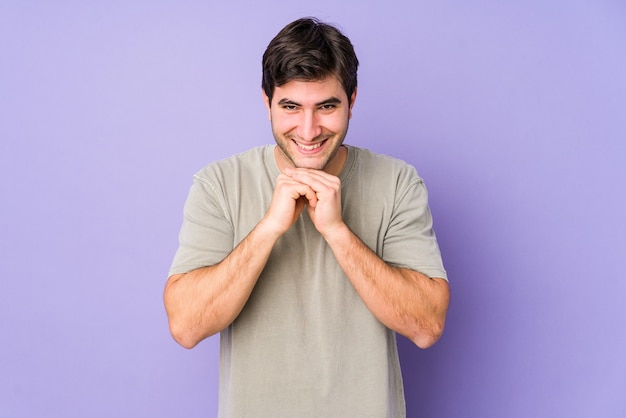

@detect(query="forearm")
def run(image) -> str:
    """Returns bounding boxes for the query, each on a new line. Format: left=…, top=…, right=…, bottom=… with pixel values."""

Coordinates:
left=164, top=218, right=281, bottom=348
left=324, top=224, right=450, bottom=348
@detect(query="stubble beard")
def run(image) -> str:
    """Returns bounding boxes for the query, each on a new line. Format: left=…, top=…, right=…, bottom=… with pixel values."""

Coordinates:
left=273, top=125, right=349, bottom=172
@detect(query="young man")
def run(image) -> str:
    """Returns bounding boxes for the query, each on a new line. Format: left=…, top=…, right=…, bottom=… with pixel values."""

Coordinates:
left=164, top=17, right=449, bottom=418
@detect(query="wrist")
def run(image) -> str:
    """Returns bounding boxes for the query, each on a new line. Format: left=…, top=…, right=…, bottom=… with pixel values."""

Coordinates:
left=256, top=215, right=287, bottom=242
left=321, top=222, right=352, bottom=248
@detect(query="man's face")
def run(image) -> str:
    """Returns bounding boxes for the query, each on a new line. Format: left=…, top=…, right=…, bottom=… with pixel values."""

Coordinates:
left=264, top=77, right=356, bottom=174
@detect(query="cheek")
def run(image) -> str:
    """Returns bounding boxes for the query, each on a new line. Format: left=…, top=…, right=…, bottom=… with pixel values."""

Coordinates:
left=327, top=114, right=350, bottom=132
left=271, top=113, right=298, bottom=132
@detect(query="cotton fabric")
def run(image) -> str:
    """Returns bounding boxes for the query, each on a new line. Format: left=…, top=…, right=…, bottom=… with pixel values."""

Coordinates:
left=170, top=145, right=446, bottom=418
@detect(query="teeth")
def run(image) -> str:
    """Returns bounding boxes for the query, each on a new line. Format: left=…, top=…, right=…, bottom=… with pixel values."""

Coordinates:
left=296, top=142, right=322, bottom=151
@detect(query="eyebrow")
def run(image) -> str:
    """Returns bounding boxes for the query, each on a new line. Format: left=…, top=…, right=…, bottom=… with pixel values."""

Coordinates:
left=277, top=97, right=342, bottom=107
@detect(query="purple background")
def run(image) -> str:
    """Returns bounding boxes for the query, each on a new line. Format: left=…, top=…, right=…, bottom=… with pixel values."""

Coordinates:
left=2, top=1, right=625, bottom=417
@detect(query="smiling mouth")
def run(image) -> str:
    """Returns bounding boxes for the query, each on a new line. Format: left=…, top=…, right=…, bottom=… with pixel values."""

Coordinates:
left=295, top=141, right=324, bottom=151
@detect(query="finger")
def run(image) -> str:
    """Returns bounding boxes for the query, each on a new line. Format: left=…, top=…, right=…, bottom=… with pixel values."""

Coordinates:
left=277, top=175, right=318, bottom=207
left=283, top=168, right=339, bottom=193
left=298, top=184, right=318, bottom=207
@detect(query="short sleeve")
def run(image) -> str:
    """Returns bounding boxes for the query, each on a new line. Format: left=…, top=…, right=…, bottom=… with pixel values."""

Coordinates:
left=168, top=174, right=234, bottom=276
left=383, top=171, right=447, bottom=280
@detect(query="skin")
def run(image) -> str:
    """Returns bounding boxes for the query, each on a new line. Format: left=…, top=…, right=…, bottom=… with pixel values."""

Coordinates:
left=164, top=76, right=450, bottom=349
left=266, top=77, right=353, bottom=175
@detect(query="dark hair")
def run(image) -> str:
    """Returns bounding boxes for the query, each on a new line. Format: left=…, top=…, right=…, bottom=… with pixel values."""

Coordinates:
left=262, top=17, right=359, bottom=105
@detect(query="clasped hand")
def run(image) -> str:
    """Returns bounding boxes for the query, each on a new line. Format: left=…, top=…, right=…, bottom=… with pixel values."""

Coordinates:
left=266, top=167, right=343, bottom=238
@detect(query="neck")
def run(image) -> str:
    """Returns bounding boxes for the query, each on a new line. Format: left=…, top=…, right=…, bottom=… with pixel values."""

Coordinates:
left=273, top=145, right=347, bottom=176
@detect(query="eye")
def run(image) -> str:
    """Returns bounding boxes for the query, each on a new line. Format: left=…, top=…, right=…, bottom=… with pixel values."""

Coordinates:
left=281, top=104, right=298, bottom=111
left=319, top=104, right=336, bottom=111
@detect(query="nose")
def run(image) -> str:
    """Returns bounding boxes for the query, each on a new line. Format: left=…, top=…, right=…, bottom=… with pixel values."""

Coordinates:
left=297, top=109, right=322, bottom=142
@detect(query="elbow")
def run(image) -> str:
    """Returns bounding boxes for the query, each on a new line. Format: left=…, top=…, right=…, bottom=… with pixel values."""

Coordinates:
left=164, top=301, right=204, bottom=350
left=164, top=305, right=222, bottom=349
left=411, top=279, right=450, bottom=349
left=168, top=322, right=201, bottom=349
left=163, top=275, right=205, bottom=349
left=164, top=302, right=219, bottom=349
left=411, top=319, right=446, bottom=349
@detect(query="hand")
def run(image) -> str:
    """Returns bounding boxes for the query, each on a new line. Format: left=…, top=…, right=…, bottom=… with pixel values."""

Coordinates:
left=282, top=167, right=344, bottom=237
left=262, top=173, right=318, bottom=236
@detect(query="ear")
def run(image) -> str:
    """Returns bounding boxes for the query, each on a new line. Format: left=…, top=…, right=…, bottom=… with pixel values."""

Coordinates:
left=262, top=89, right=271, bottom=121
left=349, top=88, right=358, bottom=119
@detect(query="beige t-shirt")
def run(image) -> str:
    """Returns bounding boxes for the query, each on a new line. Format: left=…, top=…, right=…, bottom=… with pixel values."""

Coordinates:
left=170, top=145, right=447, bottom=418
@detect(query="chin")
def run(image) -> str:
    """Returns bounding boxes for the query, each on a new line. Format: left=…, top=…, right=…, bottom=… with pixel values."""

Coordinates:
left=295, top=157, right=331, bottom=171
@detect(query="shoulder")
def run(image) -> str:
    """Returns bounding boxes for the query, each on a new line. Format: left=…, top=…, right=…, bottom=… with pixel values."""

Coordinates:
left=194, top=146, right=272, bottom=184
left=346, top=145, right=423, bottom=185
